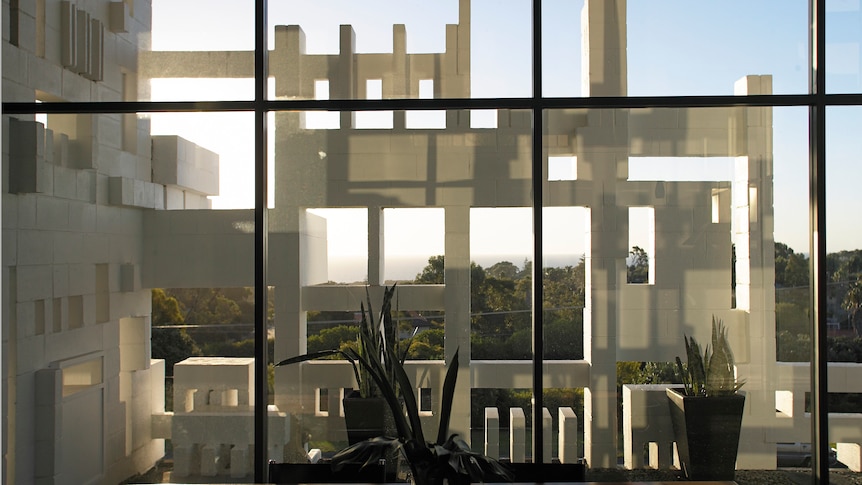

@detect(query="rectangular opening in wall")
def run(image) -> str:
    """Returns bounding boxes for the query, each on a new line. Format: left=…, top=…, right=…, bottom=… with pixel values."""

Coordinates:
left=542, top=206, right=588, bottom=360
left=305, top=208, right=368, bottom=284
left=406, top=80, right=445, bottom=129
left=62, top=357, right=103, bottom=397
left=354, top=79, right=393, bottom=129
left=628, top=207, right=655, bottom=285
left=628, top=157, right=734, bottom=181
left=316, top=388, right=329, bottom=416
left=749, top=186, right=759, bottom=223
left=305, top=80, right=340, bottom=130
left=35, top=299, right=45, bottom=335
left=470, top=109, right=498, bottom=129
left=68, top=295, right=84, bottom=329
left=419, top=387, right=433, bottom=414
left=384, top=208, right=444, bottom=282
left=548, top=156, right=577, bottom=181
left=470, top=207, right=532, bottom=360
left=96, top=263, right=109, bottom=323
left=53, top=298, right=63, bottom=332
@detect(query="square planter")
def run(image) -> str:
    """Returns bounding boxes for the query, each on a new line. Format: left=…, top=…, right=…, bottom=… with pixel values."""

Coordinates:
left=666, top=388, right=745, bottom=481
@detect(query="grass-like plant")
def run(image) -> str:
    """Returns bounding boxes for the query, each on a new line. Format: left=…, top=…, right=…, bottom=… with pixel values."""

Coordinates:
left=675, top=316, right=745, bottom=397
left=276, top=284, right=513, bottom=485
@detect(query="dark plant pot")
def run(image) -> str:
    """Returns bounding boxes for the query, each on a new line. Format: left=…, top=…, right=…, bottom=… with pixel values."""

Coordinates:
left=342, top=393, right=390, bottom=445
left=666, top=388, right=745, bottom=481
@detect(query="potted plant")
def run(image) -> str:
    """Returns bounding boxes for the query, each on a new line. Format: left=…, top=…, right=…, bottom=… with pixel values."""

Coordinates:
left=279, top=284, right=406, bottom=445
left=277, top=284, right=513, bottom=485
left=667, top=316, right=745, bottom=481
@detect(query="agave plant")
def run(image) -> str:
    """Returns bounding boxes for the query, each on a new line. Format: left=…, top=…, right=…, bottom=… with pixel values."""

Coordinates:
left=674, top=316, right=745, bottom=397
left=277, top=284, right=408, bottom=400
left=276, top=284, right=513, bottom=485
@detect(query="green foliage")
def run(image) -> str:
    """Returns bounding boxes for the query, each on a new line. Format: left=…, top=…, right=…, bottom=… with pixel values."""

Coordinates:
left=151, top=327, right=200, bottom=375
left=415, top=255, right=445, bottom=284
left=776, top=302, right=809, bottom=337
left=774, top=242, right=809, bottom=288
left=406, top=328, right=445, bottom=360
left=279, top=287, right=511, bottom=485
left=776, top=331, right=811, bottom=362
left=152, top=288, right=184, bottom=325
left=828, top=336, right=862, bottom=362
left=627, top=246, right=649, bottom=284
left=487, top=261, right=519, bottom=280
left=674, top=317, right=743, bottom=397
left=307, top=325, right=360, bottom=354
left=842, top=281, right=862, bottom=336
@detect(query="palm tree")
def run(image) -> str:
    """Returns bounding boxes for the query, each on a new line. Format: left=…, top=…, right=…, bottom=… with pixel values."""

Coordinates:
left=842, top=281, right=862, bottom=336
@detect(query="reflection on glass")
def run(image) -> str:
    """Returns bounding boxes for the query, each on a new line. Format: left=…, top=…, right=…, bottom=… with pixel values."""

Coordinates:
left=542, top=102, right=814, bottom=475
left=266, top=0, right=529, bottom=99
left=827, top=107, right=862, bottom=478
left=827, top=0, right=862, bottom=94
left=627, top=0, right=807, bottom=96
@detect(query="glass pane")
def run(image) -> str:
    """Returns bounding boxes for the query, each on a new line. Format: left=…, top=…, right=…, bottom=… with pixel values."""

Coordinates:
left=827, top=106, right=862, bottom=480
left=267, top=0, right=531, bottom=100
left=4, top=110, right=254, bottom=483
left=827, top=0, right=862, bottom=93
left=146, top=1, right=255, bottom=101
left=5, top=0, right=257, bottom=102
left=544, top=104, right=814, bottom=480
left=270, top=108, right=533, bottom=472
left=625, top=1, right=808, bottom=96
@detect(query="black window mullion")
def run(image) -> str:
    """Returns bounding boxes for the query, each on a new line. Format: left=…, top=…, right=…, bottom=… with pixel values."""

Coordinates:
left=531, top=0, right=545, bottom=465
left=254, top=0, right=269, bottom=481
left=809, top=0, right=829, bottom=482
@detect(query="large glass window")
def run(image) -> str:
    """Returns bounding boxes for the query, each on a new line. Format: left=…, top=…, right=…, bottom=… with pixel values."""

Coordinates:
left=4, top=1, right=858, bottom=484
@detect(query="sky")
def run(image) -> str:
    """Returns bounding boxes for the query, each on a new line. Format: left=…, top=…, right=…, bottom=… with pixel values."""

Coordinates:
left=148, top=0, right=862, bottom=281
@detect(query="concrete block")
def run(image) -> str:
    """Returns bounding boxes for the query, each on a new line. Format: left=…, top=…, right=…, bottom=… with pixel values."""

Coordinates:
left=558, top=407, right=578, bottom=464
left=109, top=2, right=129, bottom=33
left=152, top=136, right=219, bottom=196
left=76, top=169, right=96, bottom=202
left=151, top=412, right=172, bottom=439
left=509, top=407, right=526, bottom=463
left=542, top=407, right=553, bottom=463
left=17, top=264, right=53, bottom=301
left=9, top=119, right=45, bottom=194
left=484, top=407, right=499, bottom=459
left=838, top=443, right=862, bottom=473
left=173, top=445, right=194, bottom=477
left=230, top=445, right=249, bottom=478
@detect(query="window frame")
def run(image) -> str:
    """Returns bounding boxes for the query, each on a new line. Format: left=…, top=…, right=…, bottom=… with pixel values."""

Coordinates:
left=4, top=0, right=860, bottom=481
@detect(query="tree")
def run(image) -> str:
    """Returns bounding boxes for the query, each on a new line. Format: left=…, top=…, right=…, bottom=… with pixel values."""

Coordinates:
left=152, top=288, right=184, bottom=325
left=843, top=281, right=862, bottom=336
left=415, top=255, right=445, bottom=284
left=487, top=261, right=519, bottom=280
left=166, top=288, right=244, bottom=326
left=776, top=302, right=809, bottom=337
left=774, top=242, right=808, bottom=288
left=627, top=246, right=649, bottom=284
left=152, top=327, right=201, bottom=375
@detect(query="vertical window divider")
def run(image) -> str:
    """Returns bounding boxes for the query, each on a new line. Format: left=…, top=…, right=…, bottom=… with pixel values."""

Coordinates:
left=254, top=0, right=270, bottom=481
left=809, top=0, right=829, bottom=481
left=531, top=0, right=545, bottom=465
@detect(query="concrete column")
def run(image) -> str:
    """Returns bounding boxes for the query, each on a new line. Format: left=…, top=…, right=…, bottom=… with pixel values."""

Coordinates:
left=444, top=206, right=471, bottom=438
